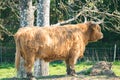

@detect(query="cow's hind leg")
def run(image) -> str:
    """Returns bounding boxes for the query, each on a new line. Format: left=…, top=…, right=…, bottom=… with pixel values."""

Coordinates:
left=24, top=54, right=35, bottom=79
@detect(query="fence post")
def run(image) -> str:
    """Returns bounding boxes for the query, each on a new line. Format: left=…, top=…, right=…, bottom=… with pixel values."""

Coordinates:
left=114, top=44, right=117, bottom=62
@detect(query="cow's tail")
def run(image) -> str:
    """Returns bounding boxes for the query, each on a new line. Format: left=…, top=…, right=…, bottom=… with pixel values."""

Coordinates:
left=15, top=38, right=21, bottom=71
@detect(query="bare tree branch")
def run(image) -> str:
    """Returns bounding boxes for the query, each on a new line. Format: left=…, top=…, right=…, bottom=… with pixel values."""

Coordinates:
left=53, top=8, right=120, bottom=26
left=52, top=11, right=84, bottom=26
left=85, top=10, right=120, bottom=19
left=0, top=25, right=13, bottom=36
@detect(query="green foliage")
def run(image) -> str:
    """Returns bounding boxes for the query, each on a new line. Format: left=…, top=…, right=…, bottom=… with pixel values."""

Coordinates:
left=0, top=0, right=120, bottom=47
left=1, top=7, right=11, bottom=19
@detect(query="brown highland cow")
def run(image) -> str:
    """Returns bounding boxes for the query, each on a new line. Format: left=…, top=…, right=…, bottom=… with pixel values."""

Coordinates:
left=14, top=21, right=103, bottom=78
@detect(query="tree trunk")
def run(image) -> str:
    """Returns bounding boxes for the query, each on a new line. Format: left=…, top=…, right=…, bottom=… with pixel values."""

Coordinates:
left=20, top=0, right=35, bottom=27
left=34, top=0, right=50, bottom=77
left=17, top=0, right=35, bottom=78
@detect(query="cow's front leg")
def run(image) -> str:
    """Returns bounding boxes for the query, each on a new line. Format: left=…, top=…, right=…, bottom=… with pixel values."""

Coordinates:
left=66, top=62, right=76, bottom=76
left=65, top=48, right=80, bottom=76
left=65, top=60, right=71, bottom=75
left=65, top=56, right=78, bottom=76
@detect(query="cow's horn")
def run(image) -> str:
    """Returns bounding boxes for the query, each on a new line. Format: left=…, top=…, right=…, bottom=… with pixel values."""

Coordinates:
left=84, top=16, right=87, bottom=23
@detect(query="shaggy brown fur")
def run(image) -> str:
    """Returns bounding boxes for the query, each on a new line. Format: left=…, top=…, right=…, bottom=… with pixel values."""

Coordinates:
left=14, top=21, right=103, bottom=77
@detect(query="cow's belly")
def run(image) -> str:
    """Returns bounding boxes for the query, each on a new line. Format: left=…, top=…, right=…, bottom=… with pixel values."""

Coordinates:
left=36, top=45, right=70, bottom=62
left=43, top=53, right=67, bottom=62
left=37, top=52, right=68, bottom=62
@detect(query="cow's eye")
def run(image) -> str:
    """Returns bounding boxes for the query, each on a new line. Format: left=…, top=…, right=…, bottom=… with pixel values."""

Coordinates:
left=99, top=28, right=101, bottom=32
left=97, top=26, right=101, bottom=32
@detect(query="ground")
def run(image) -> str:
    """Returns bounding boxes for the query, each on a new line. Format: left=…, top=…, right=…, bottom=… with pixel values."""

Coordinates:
left=38, top=75, right=120, bottom=80
left=2, top=74, right=120, bottom=80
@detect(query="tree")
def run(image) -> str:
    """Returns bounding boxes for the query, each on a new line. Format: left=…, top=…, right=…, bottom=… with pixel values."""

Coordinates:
left=51, top=0, right=120, bottom=33
left=16, top=0, right=50, bottom=78
left=16, top=0, right=35, bottom=78
left=34, top=0, right=50, bottom=77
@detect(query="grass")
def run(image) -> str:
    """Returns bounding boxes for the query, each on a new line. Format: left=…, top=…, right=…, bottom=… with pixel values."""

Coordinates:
left=112, top=61, right=120, bottom=76
left=49, top=61, right=92, bottom=75
left=0, top=61, right=120, bottom=79
left=0, top=63, right=16, bottom=79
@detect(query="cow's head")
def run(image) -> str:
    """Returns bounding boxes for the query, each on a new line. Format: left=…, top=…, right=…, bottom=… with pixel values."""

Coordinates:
left=86, top=21, right=103, bottom=42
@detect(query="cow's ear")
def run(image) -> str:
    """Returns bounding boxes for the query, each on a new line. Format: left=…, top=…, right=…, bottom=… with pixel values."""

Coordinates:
left=86, top=21, right=96, bottom=29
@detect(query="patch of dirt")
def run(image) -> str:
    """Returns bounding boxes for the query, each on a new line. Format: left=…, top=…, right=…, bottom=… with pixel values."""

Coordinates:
left=89, top=61, right=116, bottom=76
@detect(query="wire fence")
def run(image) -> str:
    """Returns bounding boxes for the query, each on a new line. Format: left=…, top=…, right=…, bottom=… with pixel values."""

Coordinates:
left=0, top=46, right=15, bottom=64
left=82, top=47, right=120, bottom=62
left=0, top=45, right=120, bottom=64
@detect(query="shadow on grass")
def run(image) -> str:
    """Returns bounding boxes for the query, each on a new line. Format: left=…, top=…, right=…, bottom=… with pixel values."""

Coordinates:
left=37, top=74, right=66, bottom=79
left=1, top=74, right=120, bottom=80
left=0, top=74, right=66, bottom=80
left=0, top=63, right=14, bottom=69
left=1, top=74, right=83, bottom=80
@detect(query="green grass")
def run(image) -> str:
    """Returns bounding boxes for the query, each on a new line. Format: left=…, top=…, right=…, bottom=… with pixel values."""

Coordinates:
left=0, top=63, right=16, bottom=79
left=112, top=61, right=120, bottom=76
left=49, top=61, right=93, bottom=76
left=0, top=61, right=120, bottom=79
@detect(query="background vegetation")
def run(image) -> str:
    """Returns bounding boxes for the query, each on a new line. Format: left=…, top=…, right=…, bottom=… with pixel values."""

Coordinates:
left=0, top=0, right=120, bottom=65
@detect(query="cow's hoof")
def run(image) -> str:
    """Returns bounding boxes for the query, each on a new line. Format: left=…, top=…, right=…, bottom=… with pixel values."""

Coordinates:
left=67, top=70, right=77, bottom=77
left=71, top=73, right=78, bottom=77
left=67, top=73, right=78, bottom=77
left=27, top=77, right=36, bottom=80
left=31, top=77, right=36, bottom=80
